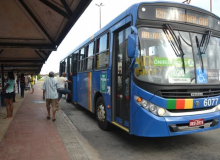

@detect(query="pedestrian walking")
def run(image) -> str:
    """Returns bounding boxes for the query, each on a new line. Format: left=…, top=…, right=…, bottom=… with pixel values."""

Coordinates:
left=57, top=72, right=72, bottom=102
left=20, top=73, right=26, bottom=98
left=4, top=72, right=15, bottom=119
left=42, top=71, right=61, bottom=122
left=30, top=74, right=35, bottom=94
left=13, top=81, right=16, bottom=103
left=16, top=76, right=20, bottom=94
left=27, top=76, right=31, bottom=87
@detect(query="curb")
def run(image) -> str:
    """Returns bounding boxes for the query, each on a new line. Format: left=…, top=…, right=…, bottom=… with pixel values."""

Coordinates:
left=55, top=109, right=101, bottom=160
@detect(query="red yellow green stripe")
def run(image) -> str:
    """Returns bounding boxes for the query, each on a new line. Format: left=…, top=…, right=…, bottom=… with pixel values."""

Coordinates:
left=167, top=99, right=176, bottom=109
left=176, top=99, right=185, bottom=109
left=88, top=72, right=92, bottom=112
left=184, top=99, right=193, bottom=109
left=167, top=99, right=193, bottom=109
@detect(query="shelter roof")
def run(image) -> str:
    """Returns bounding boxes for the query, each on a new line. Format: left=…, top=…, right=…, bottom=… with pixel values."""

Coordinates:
left=0, top=0, right=91, bottom=75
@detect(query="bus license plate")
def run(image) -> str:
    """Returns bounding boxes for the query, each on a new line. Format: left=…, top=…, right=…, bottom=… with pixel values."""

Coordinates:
left=189, top=119, right=204, bottom=127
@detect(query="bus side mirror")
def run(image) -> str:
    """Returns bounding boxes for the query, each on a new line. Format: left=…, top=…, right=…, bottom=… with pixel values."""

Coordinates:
left=127, top=34, right=136, bottom=58
left=128, top=26, right=138, bottom=70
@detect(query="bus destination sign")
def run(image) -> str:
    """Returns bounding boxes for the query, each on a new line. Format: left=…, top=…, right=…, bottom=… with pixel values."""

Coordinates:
left=141, top=31, right=161, bottom=39
left=138, top=5, right=220, bottom=31
left=155, top=8, right=209, bottom=27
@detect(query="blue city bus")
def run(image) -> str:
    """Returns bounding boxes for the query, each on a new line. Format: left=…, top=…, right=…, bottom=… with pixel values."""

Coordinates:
left=59, top=2, right=220, bottom=137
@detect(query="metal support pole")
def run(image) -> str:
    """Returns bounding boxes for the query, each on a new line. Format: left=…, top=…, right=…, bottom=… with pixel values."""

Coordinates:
left=210, top=0, right=212, bottom=12
left=17, top=72, right=19, bottom=94
left=99, top=6, right=101, bottom=29
left=1, top=64, right=5, bottom=106
left=95, top=3, right=104, bottom=29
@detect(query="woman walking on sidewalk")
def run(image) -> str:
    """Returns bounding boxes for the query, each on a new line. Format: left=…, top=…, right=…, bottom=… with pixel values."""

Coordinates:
left=20, top=73, right=25, bottom=98
left=4, top=72, right=15, bottom=119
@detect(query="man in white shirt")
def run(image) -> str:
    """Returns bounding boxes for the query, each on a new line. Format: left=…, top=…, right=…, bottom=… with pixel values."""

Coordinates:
left=42, top=71, right=61, bottom=122
left=57, top=72, right=71, bottom=102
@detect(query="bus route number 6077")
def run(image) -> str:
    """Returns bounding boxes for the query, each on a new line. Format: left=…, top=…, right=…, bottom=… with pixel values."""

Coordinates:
left=203, top=98, right=219, bottom=107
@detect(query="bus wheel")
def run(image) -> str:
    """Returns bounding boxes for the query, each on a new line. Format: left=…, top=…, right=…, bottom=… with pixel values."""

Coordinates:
left=66, top=94, right=71, bottom=103
left=96, top=97, right=110, bottom=131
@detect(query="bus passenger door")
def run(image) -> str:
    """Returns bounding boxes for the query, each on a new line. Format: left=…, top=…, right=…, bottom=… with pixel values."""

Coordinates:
left=66, top=55, right=72, bottom=102
left=112, top=26, right=131, bottom=129
left=72, top=53, right=78, bottom=102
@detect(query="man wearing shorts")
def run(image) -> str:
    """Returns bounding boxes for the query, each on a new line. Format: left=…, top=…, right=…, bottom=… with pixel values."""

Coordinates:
left=30, top=75, right=35, bottom=94
left=57, top=72, right=72, bottom=102
left=42, top=72, right=61, bottom=122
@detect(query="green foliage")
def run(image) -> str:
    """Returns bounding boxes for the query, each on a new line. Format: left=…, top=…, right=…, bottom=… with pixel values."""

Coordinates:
left=37, top=74, right=42, bottom=80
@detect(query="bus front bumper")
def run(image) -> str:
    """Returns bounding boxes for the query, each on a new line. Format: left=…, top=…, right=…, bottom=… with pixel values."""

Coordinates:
left=130, top=107, right=220, bottom=137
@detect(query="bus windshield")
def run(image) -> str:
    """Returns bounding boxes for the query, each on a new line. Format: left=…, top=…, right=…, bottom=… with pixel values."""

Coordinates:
left=136, top=27, right=220, bottom=84
left=192, top=33, right=220, bottom=84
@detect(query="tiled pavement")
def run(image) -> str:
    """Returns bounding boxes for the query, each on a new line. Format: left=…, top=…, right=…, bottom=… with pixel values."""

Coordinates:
left=0, top=93, right=25, bottom=143
left=0, top=82, right=100, bottom=160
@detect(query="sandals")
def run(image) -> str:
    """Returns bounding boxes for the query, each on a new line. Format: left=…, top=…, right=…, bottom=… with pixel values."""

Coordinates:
left=47, top=116, right=56, bottom=122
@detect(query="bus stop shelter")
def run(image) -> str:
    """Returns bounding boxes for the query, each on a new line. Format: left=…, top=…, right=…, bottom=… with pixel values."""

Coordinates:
left=0, top=0, right=92, bottom=105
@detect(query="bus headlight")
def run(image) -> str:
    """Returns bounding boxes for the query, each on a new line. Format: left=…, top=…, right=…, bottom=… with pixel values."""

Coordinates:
left=217, top=104, right=220, bottom=111
left=135, top=96, right=166, bottom=116
left=149, top=104, right=156, bottom=111
left=158, top=108, right=166, bottom=116
left=141, top=100, right=149, bottom=110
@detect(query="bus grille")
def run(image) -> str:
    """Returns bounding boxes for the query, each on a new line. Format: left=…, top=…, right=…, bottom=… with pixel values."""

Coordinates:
left=160, top=88, right=220, bottom=99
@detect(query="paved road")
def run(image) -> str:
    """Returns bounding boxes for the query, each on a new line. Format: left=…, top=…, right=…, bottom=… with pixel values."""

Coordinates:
left=60, top=100, right=220, bottom=160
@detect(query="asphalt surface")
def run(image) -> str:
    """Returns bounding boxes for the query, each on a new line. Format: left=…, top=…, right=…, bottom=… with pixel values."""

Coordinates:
left=60, top=99, right=220, bottom=160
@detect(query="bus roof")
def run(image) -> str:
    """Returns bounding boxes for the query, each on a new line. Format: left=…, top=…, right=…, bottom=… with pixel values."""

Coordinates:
left=62, top=1, right=220, bottom=61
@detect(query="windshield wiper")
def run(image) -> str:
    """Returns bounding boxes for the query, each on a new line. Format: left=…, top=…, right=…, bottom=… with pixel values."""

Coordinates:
left=195, top=36, right=204, bottom=72
left=195, top=31, right=212, bottom=72
left=163, top=24, right=186, bottom=73
left=163, top=29, right=179, bottom=57
left=200, top=31, right=212, bottom=54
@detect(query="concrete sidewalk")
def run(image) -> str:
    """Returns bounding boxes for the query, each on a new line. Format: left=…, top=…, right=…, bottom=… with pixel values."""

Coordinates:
left=0, top=82, right=100, bottom=160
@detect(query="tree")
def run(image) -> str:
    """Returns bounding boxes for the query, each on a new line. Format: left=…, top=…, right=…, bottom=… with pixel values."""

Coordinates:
left=37, top=74, right=42, bottom=80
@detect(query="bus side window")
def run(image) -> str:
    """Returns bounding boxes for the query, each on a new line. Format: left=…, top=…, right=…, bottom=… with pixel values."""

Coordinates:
left=85, top=42, right=94, bottom=71
left=84, top=45, right=89, bottom=71
left=63, top=59, right=67, bottom=73
left=69, top=55, right=72, bottom=76
left=59, top=61, right=65, bottom=76
left=95, top=33, right=109, bottom=70
left=78, top=48, right=85, bottom=72
left=73, top=52, right=78, bottom=76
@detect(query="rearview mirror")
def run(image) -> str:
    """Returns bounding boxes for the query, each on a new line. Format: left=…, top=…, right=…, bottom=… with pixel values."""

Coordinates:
left=127, top=26, right=138, bottom=70
left=127, top=34, right=136, bottom=58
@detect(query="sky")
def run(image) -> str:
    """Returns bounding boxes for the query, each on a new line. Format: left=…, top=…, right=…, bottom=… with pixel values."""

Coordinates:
left=40, top=0, right=220, bottom=74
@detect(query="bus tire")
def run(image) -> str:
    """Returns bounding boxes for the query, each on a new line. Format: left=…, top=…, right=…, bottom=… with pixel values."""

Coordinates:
left=66, top=94, right=71, bottom=103
left=96, top=97, right=111, bottom=131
